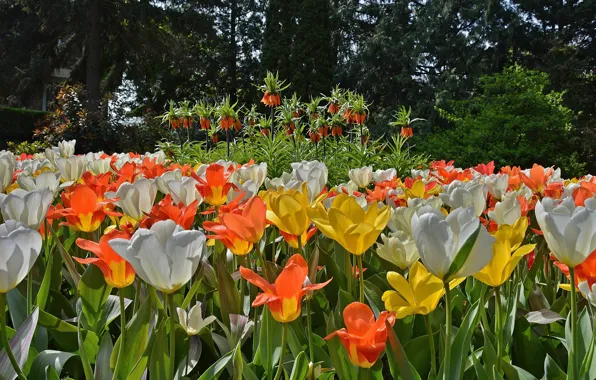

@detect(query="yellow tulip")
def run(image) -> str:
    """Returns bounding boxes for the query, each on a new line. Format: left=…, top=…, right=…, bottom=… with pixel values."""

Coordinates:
left=473, top=217, right=535, bottom=287
left=307, top=194, right=390, bottom=255
left=382, top=262, right=464, bottom=319
left=259, top=184, right=324, bottom=237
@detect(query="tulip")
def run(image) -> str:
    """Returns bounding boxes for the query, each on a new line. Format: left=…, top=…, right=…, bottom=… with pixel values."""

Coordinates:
left=237, top=162, right=268, bottom=188
left=307, top=194, right=391, bottom=256
left=372, top=168, right=397, bottom=183
left=239, top=254, right=331, bottom=323
left=55, top=156, right=87, bottom=182
left=0, top=189, right=53, bottom=230
left=578, top=281, right=596, bottom=307
left=177, top=303, right=217, bottom=336
left=75, top=229, right=135, bottom=288
left=290, top=160, right=328, bottom=200
left=324, top=302, right=396, bottom=368
left=485, top=174, right=509, bottom=200
left=411, top=206, right=495, bottom=282
left=88, top=157, right=112, bottom=175
left=0, top=220, right=42, bottom=293
left=109, top=219, right=205, bottom=294
left=57, top=139, right=76, bottom=158
left=535, top=197, right=596, bottom=268
left=279, top=226, right=317, bottom=250
left=204, top=196, right=267, bottom=255
left=56, top=185, right=120, bottom=232
left=376, top=232, right=419, bottom=270
left=155, top=169, right=183, bottom=194
left=0, top=151, right=16, bottom=193
left=193, top=163, right=235, bottom=207
left=260, top=186, right=314, bottom=237
left=552, top=249, right=596, bottom=288
left=439, top=179, right=487, bottom=217
left=520, top=164, right=553, bottom=194
left=473, top=217, right=535, bottom=287
left=108, top=178, right=157, bottom=221
left=348, top=166, right=373, bottom=188
left=140, top=195, right=198, bottom=230
left=387, top=206, right=416, bottom=234
left=264, top=172, right=293, bottom=191
left=488, top=195, right=521, bottom=226
left=167, top=177, right=203, bottom=207
left=228, top=179, right=259, bottom=202
left=17, top=172, right=62, bottom=195
left=382, top=262, right=463, bottom=318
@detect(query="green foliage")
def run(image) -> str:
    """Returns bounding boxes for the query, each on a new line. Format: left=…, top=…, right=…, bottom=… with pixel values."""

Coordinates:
left=418, top=65, right=586, bottom=177
left=0, top=107, right=47, bottom=149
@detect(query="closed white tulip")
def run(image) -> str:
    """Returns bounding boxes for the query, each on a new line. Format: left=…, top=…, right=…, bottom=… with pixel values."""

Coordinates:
left=388, top=207, right=416, bottom=234
left=372, top=168, right=397, bottom=183
left=0, top=189, right=53, bottom=230
left=0, top=151, right=16, bottom=193
left=0, top=220, right=42, bottom=293
left=488, top=195, right=521, bottom=226
left=535, top=197, right=596, bottom=267
left=17, top=172, right=62, bottom=195
left=177, top=303, right=217, bottom=335
left=376, top=232, right=419, bottom=270
left=291, top=160, right=328, bottom=198
left=228, top=179, right=259, bottom=202
left=485, top=174, right=509, bottom=200
left=88, top=157, right=112, bottom=174
left=167, top=177, right=202, bottom=206
left=57, top=140, right=76, bottom=158
left=439, top=179, right=487, bottom=217
left=109, top=220, right=205, bottom=293
left=108, top=178, right=157, bottom=221
left=411, top=206, right=495, bottom=281
left=155, top=169, right=183, bottom=194
left=264, top=172, right=293, bottom=191
left=55, top=156, right=87, bottom=182
left=348, top=166, right=373, bottom=188
left=237, top=162, right=267, bottom=188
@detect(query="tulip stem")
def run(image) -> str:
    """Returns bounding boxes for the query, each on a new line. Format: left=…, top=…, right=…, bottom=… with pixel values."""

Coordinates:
left=357, top=255, right=364, bottom=303
left=569, top=267, right=578, bottom=380
left=495, top=286, right=503, bottom=373
left=424, top=314, right=437, bottom=376
left=112, top=288, right=127, bottom=380
left=133, top=279, right=142, bottom=314
left=443, top=283, right=452, bottom=378
left=256, top=244, right=271, bottom=282
left=26, top=273, right=32, bottom=316
left=306, top=299, right=315, bottom=364
left=274, top=323, right=288, bottom=380
left=167, top=294, right=177, bottom=380
left=0, top=293, right=27, bottom=380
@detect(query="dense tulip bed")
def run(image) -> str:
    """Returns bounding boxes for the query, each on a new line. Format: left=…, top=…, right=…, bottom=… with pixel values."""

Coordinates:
left=0, top=140, right=596, bottom=380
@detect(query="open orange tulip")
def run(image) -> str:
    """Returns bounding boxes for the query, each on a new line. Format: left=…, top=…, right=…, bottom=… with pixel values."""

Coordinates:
left=55, top=185, right=120, bottom=232
left=520, top=164, right=552, bottom=194
left=239, top=254, right=331, bottom=323
left=140, top=194, right=198, bottom=230
left=75, top=229, right=135, bottom=288
left=325, top=302, right=396, bottom=368
left=193, top=163, right=235, bottom=207
left=204, top=196, right=267, bottom=255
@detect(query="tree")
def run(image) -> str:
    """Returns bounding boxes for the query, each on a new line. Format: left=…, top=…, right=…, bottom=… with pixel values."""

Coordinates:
left=418, top=65, right=585, bottom=176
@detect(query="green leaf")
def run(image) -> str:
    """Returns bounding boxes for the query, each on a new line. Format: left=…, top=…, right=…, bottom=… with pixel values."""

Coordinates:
left=542, top=355, right=566, bottom=380
left=289, top=351, right=309, bottom=380
left=35, top=252, right=53, bottom=311
left=77, top=313, right=95, bottom=380
left=0, top=307, right=38, bottom=380
left=385, top=320, right=420, bottom=380
left=363, top=280, right=384, bottom=317
left=29, top=350, right=77, bottom=379
left=110, top=295, right=153, bottom=380
left=254, top=308, right=281, bottom=376
left=444, top=224, right=481, bottom=281
left=403, top=334, right=432, bottom=377
left=441, top=299, right=480, bottom=380
left=98, top=295, right=131, bottom=332
left=149, top=321, right=170, bottom=380
left=6, top=288, right=27, bottom=330
left=48, top=225, right=81, bottom=288
left=471, top=350, right=490, bottom=380
left=197, top=349, right=234, bottom=380
left=78, top=265, right=112, bottom=333
left=94, top=334, right=113, bottom=380
left=501, top=361, right=538, bottom=380
left=232, top=342, right=243, bottom=380
left=512, top=318, right=546, bottom=378
left=216, top=254, right=241, bottom=328
left=325, top=314, right=355, bottom=380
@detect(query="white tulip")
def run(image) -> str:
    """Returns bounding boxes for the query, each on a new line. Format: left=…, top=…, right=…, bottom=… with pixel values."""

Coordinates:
left=411, top=206, right=495, bottom=281
left=57, top=140, right=76, bottom=158
left=18, top=158, right=53, bottom=177
left=488, top=195, right=521, bottom=226
left=55, top=156, right=87, bottom=182
left=535, top=197, right=596, bottom=267
left=411, top=168, right=430, bottom=179
left=108, top=178, right=157, bottom=221
left=578, top=281, right=596, bottom=307
left=376, top=232, right=419, bottom=270
left=0, top=220, right=42, bottom=293
left=109, top=220, right=205, bottom=293
left=348, top=166, right=373, bottom=188
left=88, top=158, right=112, bottom=175
left=485, top=174, right=509, bottom=200
left=372, top=168, right=397, bottom=183
left=0, top=189, right=53, bottom=230
left=44, top=148, right=59, bottom=165
left=265, top=172, right=293, bottom=191
left=228, top=179, right=259, bottom=202
left=388, top=207, right=416, bottom=234
left=0, top=151, right=16, bottom=193
left=17, top=172, right=62, bottom=195
left=291, top=160, right=328, bottom=196
left=155, top=169, right=183, bottom=194
left=237, top=162, right=267, bottom=188
left=176, top=303, right=217, bottom=335
left=167, top=177, right=202, bottom=206
left=439, top=179, right=487, bottom=217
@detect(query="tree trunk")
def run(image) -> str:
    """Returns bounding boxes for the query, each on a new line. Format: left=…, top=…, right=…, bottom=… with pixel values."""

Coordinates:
left=86, top=0, right=102, bottom=125
left=229, top=0, right=237, bottom=101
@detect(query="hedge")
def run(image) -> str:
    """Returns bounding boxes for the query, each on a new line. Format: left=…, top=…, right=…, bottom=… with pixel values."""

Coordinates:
left=0, top=106, right=47, bottom=149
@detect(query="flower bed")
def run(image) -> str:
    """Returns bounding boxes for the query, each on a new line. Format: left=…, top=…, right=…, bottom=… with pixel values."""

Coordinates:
left=0, top=141, right=595, bottom=379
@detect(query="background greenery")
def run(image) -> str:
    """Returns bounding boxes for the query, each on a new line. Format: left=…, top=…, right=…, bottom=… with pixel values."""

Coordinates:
left=0, top=0, right=594, bottom=173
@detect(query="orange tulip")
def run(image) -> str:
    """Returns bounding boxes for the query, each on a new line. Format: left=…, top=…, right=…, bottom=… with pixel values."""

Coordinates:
left=239, top=254, right=331, bottom=323
left=75, top=229, right=135, bottom=288
left=55, top=185, right=120, bottom=232
left=279, top=226, right=317, bottom=249
left=204, top=196, right=267, bottom=255
left=193, top=163, right=235, bottom=207
left=520, top=164, right=552, bottom=194
left=140, top=194, right=198, bottom=230
left=553, top=249, right=596, bottom=287
left=325, top=302, right=396, bottom=368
